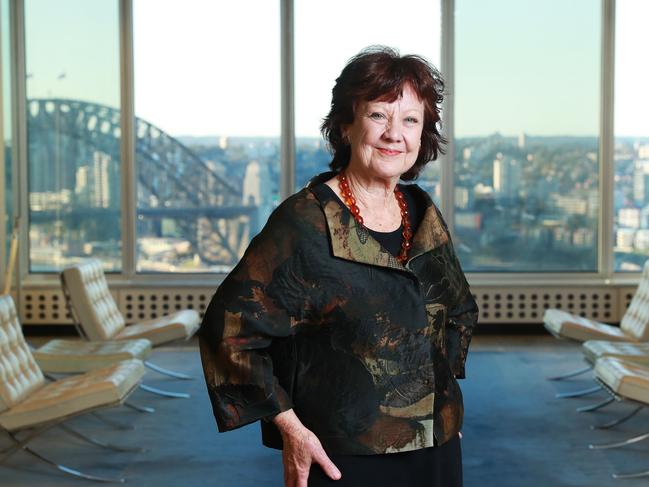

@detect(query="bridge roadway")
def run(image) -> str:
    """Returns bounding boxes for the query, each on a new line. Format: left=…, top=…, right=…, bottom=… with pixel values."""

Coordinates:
left=29, top=205, right=257, bottom=223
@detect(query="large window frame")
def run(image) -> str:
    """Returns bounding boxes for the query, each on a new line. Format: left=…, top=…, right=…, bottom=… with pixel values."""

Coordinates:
left=3, top=0, right=635, bottom=290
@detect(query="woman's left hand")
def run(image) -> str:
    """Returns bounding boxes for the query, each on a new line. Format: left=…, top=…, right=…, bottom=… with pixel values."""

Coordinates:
left=273, top=409, right=342, bottom=486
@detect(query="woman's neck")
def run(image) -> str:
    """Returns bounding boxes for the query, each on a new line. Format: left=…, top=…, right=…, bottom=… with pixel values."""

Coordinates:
left=344, top=168, right=398, bottom=210
left=324, top=166, right=402, bottom=232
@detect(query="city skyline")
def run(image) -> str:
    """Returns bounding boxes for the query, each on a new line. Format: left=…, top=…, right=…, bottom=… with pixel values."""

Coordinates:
left=23, top=120, right=649, bottom=273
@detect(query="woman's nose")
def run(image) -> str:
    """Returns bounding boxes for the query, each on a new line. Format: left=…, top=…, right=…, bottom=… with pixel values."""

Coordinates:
left=383, top=119, right=402, bottom=142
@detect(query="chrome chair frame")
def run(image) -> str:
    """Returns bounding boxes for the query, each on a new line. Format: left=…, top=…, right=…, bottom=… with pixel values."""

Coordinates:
left=586, top=376, right=649, bottom=480
left=0, top=384, right=142, bottom=483
left=60, top=273, right=191, bottom=399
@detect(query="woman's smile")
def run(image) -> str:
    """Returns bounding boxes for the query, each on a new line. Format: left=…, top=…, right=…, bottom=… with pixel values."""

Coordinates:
left=377, top=147, right=402, bottom=156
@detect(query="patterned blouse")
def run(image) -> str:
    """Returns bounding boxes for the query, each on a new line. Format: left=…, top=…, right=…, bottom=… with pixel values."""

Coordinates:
left=199, top=174, right=479, bottom=455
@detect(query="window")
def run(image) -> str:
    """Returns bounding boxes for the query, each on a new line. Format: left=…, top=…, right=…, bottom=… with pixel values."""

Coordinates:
left=454, top=0, right=600, bottom=272
left=25, top=0, right=121, bottom=272
left=613, top=0, right=649, bottom=272
left=133, top=0, right=280, bottom=273
left=294, top=0, right=442, bottom=193
left=5, top=2, right=644, bottom=280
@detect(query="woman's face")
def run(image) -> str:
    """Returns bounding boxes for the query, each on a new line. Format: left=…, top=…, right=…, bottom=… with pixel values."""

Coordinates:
left=345, top=83, right=425, bottom=181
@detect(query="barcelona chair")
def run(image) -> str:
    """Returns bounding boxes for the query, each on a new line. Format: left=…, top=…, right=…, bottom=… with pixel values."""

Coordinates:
left=0, top=295, right=145, bottom=482
left=582, top=341, right=649, bottom=368
left=556, top=341, right=649, bottom=404
left=60, top=259, right=199, bottom=396
left=544, top=259, right=649, bottom=385
left=33, top=338, right=153, bottom=374
left=31, top=337, right=165, bottom=409
left=566, top=341, right=649, bottom=417
left=587, top=357, right=649, bottom=480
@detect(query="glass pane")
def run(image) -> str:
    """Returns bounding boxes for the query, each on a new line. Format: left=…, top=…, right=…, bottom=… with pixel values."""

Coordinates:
left=133, top=0, right=280, bottom=273
left=455, top=0, right=600, bottom=272
left=25, top=0, right=121, bottom=272
left=2, top=0, right=12, bottom=272
left=613, top=0, right=649, bottom=272
left=295, top=0, right=442, bottom=194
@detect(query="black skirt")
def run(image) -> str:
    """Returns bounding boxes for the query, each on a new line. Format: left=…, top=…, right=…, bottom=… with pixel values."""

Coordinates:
left=308, top=434, right=462, bottom=487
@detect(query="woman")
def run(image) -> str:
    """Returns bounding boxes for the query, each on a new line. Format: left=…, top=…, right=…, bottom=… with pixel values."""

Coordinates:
left=199, top=46, right=478, bottom=487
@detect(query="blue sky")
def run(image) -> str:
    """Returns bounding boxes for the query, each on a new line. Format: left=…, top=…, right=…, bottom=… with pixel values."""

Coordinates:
left=10, top=0, right=649, bottom=140
left=455, top=0, right=600, bottom=137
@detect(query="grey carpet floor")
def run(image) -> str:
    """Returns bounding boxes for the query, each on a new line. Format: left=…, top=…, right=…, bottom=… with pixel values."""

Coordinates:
left=2, top=342, right=649, bottom=486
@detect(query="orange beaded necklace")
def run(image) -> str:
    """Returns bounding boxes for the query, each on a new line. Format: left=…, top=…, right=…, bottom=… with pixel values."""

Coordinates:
left=337, top=171, right=412, bottom=264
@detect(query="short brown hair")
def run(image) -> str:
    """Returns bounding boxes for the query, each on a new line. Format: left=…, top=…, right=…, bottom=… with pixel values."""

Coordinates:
left=320, top=46, right=446, bottom=181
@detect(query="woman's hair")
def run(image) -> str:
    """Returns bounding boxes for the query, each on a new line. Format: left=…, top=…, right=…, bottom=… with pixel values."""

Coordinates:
left=320, top=46, right=446, bottom=181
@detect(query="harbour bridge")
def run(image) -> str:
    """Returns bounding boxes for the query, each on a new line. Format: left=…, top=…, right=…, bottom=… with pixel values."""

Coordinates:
left=27, top=98, right=262, bottom=268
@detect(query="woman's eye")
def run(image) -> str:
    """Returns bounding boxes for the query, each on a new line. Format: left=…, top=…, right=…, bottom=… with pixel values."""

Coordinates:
left=369, top=112, right=385, bottom=120
left=405, top=116, right=419, bottom=124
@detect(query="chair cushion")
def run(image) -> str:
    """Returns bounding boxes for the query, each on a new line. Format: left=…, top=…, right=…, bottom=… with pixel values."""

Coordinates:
left=62, top=260, right=125, bottom=341
left=0, top=359, right=144, bottom=431
left=115, top=310, right=200, bottom=346
left=33, top=339, right=152, bottom=373
left=0, top=296, right=45, bottom=413
left=583, top=340, right=649, bottom=365
left=595, top=357, right=649, bottom=405
left=543, top=309, right=631, bottom=342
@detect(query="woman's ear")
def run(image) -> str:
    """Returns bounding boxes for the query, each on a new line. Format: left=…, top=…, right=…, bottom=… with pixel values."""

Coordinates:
left=341, top=126, right=351, bottom=145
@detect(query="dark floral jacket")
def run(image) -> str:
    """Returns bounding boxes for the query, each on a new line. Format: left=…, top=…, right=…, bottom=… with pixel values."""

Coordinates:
left=199, top=176, right=479, bottom=455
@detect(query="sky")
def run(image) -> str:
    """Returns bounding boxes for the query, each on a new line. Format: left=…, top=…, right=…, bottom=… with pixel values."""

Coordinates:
left=455, top=0, right=601, bottom=137
left=9, top=0, right=649, bottom=140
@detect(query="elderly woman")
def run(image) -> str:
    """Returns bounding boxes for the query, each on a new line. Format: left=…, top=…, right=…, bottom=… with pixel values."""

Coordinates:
left=199, top=46, right=478, bottom=487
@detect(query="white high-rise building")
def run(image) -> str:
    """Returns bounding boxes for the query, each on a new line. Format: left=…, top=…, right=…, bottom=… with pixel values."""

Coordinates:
left=92, top=152, right=112, bottom=208
left=632, top=159, right=649, bottom=206
left=616, top=228, right=636, bottom=250
left=619, top=207, right=641, bottom=229
left=455, top=186, right=472, bottom=209
left=75, top=166, right=89, bottom=196
left=637, top=144, right=649, bottom=159
left=243, top=160, right=272, bottom=235
left=493, top=153, right=521, bottom=200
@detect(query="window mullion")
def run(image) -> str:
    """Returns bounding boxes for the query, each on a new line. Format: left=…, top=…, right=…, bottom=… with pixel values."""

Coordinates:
left=10, top=0, right=27, bottom=298
left=280, top=0, right=295, bottom=200
left=120, top=0, right=136, bottom=278
left=441, top=0, right=455, bottom=235
left=599, top=0, right=615, bottom=278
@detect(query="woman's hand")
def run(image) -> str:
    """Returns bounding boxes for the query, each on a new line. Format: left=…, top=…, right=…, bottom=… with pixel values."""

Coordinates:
left=273, top=409, right=342, bottom=487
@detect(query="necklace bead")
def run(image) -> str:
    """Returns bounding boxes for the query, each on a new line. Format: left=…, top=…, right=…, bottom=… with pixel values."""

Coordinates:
left=337, top=171, right=412, bottom=264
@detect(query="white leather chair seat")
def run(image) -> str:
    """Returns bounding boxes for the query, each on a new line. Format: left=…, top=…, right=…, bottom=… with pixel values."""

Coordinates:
left=33, top=339, right=152, bottom=373
left=0, top=359, right=144, bottom=431
left=115, top=310, right=200, bottom=346
left=62, top=260, right=200, bottom=347
left=595, top=357, right=649, bottom=405
left=583, top=340, right=649, bottom=365
left=543, top=309, right=631, bottom=342
left=545, top=262, right=649, bottom=343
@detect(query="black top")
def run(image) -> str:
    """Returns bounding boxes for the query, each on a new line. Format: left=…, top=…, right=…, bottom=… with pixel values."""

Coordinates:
left=199, top=170, right=479, bottom=455
left=318, top=181, right=423, bottom=258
